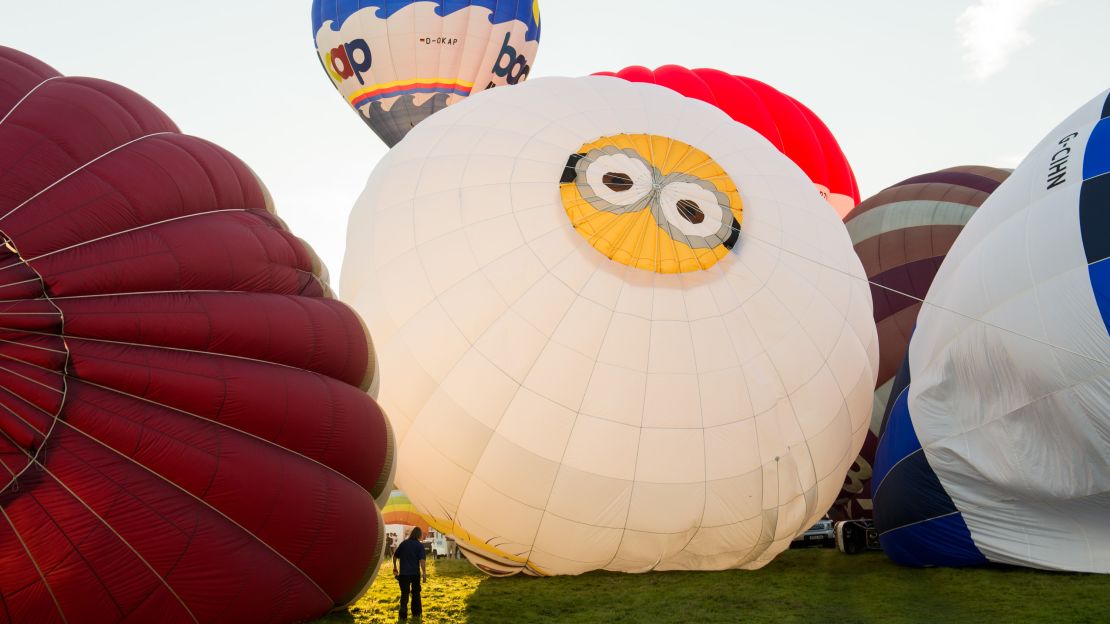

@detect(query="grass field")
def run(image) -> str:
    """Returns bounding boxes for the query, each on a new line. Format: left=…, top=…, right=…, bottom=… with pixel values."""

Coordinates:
left=314, top=546, right=1110, bottom=624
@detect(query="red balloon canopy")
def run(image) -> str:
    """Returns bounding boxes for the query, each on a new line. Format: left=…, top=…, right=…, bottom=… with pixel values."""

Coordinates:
left=595, top=65, right=861, bottom=217
left=0, top=47, right=393, bottom=623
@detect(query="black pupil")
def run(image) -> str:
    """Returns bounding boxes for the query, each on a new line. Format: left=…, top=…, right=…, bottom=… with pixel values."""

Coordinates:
left=677, top=200, right=705, bottom=224
left=602, top=172, right=633, bottom=192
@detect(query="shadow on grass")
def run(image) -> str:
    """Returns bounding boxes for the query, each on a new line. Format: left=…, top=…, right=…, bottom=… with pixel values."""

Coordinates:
left=311, top=611, right=355, bottom=624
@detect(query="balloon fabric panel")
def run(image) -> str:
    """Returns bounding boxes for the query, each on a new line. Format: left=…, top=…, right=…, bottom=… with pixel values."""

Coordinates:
left=597, top=65, right=859, bottom=216
left=58, top=293, right=372, bottom=388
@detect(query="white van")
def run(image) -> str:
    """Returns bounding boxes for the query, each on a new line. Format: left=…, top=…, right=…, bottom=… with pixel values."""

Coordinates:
left=429, top=530, right=449, bottom=559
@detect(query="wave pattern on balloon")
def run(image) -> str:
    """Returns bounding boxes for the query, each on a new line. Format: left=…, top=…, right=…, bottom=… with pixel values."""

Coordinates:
left=0, top=46, right=394, bottom=623
left=312, top=0, right=542, bottom=147
left=342, top=75, right=877, bottom=576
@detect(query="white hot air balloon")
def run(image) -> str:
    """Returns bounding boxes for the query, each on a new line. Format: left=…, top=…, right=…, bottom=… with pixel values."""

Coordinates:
left=341, top=75, right=878, bottom=575
left=873, top=88, right=1110, bottom=573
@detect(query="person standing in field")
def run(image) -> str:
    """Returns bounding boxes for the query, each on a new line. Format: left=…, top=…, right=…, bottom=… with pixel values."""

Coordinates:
left=393, top=526, right=427, bottom=620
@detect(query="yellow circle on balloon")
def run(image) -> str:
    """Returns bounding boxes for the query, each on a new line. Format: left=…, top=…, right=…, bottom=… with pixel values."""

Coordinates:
left=559, top=133, right=743, bottom=274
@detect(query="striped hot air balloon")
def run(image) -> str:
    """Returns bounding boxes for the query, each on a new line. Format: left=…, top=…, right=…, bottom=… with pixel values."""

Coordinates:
left=832, top=166, right=1010, bottom=520
left=383, top=490, right=431, bottom=534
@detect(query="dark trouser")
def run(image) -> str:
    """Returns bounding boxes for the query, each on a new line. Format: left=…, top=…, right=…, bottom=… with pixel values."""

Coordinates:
left=397, top=574, right=422, bottom=619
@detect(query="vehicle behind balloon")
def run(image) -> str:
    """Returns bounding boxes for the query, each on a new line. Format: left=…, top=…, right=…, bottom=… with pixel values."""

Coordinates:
left=792, top=518, right=835, bottom=548
left=834, top=519, right=881, bottom=554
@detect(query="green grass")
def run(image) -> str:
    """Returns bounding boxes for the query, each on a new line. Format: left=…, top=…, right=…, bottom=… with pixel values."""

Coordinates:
left=314, top=547, right=1110, bottom=624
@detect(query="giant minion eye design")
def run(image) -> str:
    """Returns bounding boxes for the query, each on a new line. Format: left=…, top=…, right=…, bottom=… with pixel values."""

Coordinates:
left=559, top=134, right=743, bottom=273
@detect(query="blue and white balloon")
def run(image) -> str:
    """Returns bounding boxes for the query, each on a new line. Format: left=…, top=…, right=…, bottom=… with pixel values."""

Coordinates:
left=311, top=0, right=541, bottom=147
left=873, top=88, right=1110, bottom=573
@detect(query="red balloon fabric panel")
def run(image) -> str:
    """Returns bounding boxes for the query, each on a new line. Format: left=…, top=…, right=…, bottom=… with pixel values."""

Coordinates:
left=0, top=47, right=393, bottom=624
left=595, top=65, right=860, bottom=217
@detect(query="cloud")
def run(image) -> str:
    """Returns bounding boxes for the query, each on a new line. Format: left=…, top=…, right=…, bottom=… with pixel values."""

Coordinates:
left=956, top=0, right=1058, bottom=81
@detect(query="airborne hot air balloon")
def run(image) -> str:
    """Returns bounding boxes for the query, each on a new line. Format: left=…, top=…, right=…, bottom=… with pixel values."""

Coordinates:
left=872, top=88, right=1110, bottom=572
left=0, top=47, right=395, bottom=622
left=831, top=166, right=1011, bottom=520
left=312, top=0, right=542, bottom=147
left=341, top=75, right=878, bottom=575
left=596, top=65, right=860, bottom=217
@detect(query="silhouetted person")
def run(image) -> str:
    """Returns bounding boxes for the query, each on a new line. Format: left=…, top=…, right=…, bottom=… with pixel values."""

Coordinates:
left=392, top=527, right=426, bottom=620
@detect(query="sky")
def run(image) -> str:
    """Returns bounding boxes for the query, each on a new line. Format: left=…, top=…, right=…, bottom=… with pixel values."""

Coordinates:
left=1, top=0, right=1108, bottom=282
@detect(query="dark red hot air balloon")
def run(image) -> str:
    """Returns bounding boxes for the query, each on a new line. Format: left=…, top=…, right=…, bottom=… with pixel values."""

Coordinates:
left=595, top=65, right=860, bottom=217
left=0, top=47, right=393, bottom=623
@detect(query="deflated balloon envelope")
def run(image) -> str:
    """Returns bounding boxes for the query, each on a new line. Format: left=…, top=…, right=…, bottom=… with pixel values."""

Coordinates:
left=0, top=46, right=394, bottom=623
left=341, top=75, right=877, bottom=576
left=832, top=166, right=1010, bottom=520
left=311, top=0, right=542, bottom=147
left=872, top=88, right=1110, bottom=573
left=595, top=65, right=860, bottom=217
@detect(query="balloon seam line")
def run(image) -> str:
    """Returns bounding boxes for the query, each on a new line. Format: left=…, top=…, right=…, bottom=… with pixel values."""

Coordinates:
left=0, top=227, right=69, bottom=499
left=56, top=419, right=334, bottom=609
left=71, top=376, right=377, bottom=502
left=0, top=503, right=69, bottom=623
left=0, top=362, right=64, bottom=395
left=30, top=453, right=200, bottom=623
left=0, top=76, right=60, bottom=130
left=0, top=132, right=175, bottom=224
left=17, top=209, right=251, bottom=264
left=875, top=509, right=961, bottom=538
left=737, top=226, right=1110, bottom=370
left=9, top=327, right=350, bottom=380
